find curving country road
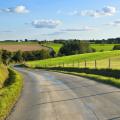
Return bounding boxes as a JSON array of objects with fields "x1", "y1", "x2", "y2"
[{"x1": 7, "y1": 67, "x2": 120, "y2": 120}]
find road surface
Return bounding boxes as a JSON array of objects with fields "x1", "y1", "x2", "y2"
[{"x1": 7, "y1": 68, "x2": 120, "y2": 120}]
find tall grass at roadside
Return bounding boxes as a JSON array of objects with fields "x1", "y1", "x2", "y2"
[
  {"x1": 0, "y1": 68, "x2": 23, "y2": 120},
  {"x1": 0, "y1": 64, "x2": 9, "y2": 88}
]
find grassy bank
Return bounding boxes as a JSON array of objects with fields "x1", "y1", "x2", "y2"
[
  {"x1": 0, "y1": 68, "x2": 23, "y2": 120},
  {"x1": 0, "y1": 64, "x2": 9, "y2": 88},
  {"x1": 26, "y1": 50, "x2": 120, "y2": 69}
]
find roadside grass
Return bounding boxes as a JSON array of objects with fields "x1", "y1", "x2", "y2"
[
  {"x1": 0, "y1": 64, "x2": 9, "y2": 88},
  {"x1": 45, "y1": 67, "x2": 120, "y2": 88},
  {"x1": 42, "y1": 43, "x2": 62, "y2": 53},
  {"x1": 0, "y1": 68, "x2": 23, "y2": 120},
  {"x1": 26, "y1": 50, "x2": 120, "y2": 69}
]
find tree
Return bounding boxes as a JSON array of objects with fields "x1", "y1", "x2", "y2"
[
  {"x1": 12, "y1": 50, "x2": 23, "y2": 62},
  {"x1": 58, "y1": 41, "x2": 92, "y2": 56},
  {"x1": 113, "y1": 45, "x2": 120, "y2": 50},
  {"x1": 1, "y1": 50, "x2": 13, "y2": 65}
]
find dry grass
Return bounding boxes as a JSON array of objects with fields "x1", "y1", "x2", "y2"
[{"x1": 0, "y1": 44, "x2": 48, "y2": 52}]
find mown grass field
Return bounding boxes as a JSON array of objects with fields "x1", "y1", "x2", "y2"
[
  {"x1": 42, "y1": 43, "x2": 62, "y2": 53},
  {"x1": 90, "y1": 44, "x2": 119, "y2": 52},
  {"x1": 26, "y1": 50, "x2": 120, "y2": 69}
]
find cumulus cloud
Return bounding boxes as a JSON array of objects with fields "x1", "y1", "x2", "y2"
[
  {"x1": 62, "y1": 26, "x2": 96, "y2": 32},
  {"x1": 81, "y1": 6, "x2": 117, "y2": 17},
  {"x1": 0, "y1": 5, "x2": 29, "y2": 14},
  {"x1": 32, "y1": 19, "x2": 62, "y2": 29}
]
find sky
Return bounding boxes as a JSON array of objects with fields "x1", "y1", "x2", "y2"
[{"x1": 0, "y1": 0, "x2": 120, "y2": 40}]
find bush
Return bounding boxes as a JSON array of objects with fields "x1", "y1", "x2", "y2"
[
  {"x1": 0, "y1": 68, "x2": 23, "y2": 120},
  {"x1": 113, "y1": 45, "x2": 120, "y2": 50},
  {"x1": 58, "y1": 41, "x2": 93, "y2": 56}
]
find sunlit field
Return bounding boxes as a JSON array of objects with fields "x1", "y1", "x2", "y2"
[{"x1": 26, "y1": 50, "x2": 120, "y2": 70}]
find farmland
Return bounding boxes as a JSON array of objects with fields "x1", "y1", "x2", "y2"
[
  {"x1": 0, "y1": 44, "x2": 48, "y2": 52},
  {"x1": 42, "y1": 43, "x2": 62, "y2": 53},
  {"x1": 26, "y1": 50, "x2": 120, "y2": 69},
  {"x1": 90, "y1": 44, "x2": 119, "y2": 52},
  {"x1": 42, "y1": 42, "x2": 120, "y2": 53}
]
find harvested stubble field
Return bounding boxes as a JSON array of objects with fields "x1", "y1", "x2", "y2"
[{"x1": 0, "y1": 44, "x2": 48, "y2": 52}]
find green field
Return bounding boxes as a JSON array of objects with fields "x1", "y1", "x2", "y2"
[
  {"x1": 26, "y1": 50, "x2": 120, "y2": 69},
  {"x1": 42, "y1": 43, "x2": 62, "y2": 53},
  {"x1": 90, "y1": 44, "x2": 119, "y2": 52},
  {"x1": 42, "y1": 42, "x2": 120, "y2": 53}
]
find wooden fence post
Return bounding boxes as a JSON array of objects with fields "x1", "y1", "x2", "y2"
[
  {"x1": 95, "y1": 60, "x2": 97, "y2": 69},
  {"x1": 109, "y1": 58, "x2": 111, "y2": 69},
  {"x1": 78, "y1": 60, "x2": 80, "y2": 68},
  {"x1": 85, "y1": 60, "x2": 87, "y2": 68},
  {"x1": 73, "y1": 61, "x2": 74, "y2": 67}
]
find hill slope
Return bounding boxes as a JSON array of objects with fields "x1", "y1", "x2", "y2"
[{"x1": 26, "y1": 50, "x2": 120, "y2": 69}]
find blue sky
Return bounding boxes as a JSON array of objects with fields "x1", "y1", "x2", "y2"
[{"x1": 0, "y1": 0, "x2": 120, "y2": 40}]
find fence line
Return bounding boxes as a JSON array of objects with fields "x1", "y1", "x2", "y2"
[{"x1": 42, "y1": 57, "x2": 120, "y2": 69}]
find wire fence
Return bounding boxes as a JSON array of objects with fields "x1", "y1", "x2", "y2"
[{"x1": 42, "y1": 56, "x2": 120, "y2": 70}]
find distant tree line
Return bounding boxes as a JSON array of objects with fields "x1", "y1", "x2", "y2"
[{"x1": 0, "y1": 49, "x2": 51, "y2": 65}]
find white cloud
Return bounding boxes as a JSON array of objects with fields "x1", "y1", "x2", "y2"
[
  {"x1": 81, "y1": 6, "x2": 117, "y2": 17},
  {"x1": 0, "y1": 5, "x2": 29, "y2": 14},
  {"x1": 62, "y1": 26, "x2": 96, "y2": 32},
  {"x1": 68, "y1": 10, "x2": 79, "y2": 16},
  {"x1": 0, "y1": 30, "x2": 13, "y2": 33},
  {"x1": 106, "y1": 20, "x2": 120, "y2": 26},
  {"x1": 42, "y1": 31, "x2": 65, "y2": 36},
  {"x1": 32, "y1": 19, "x2": 62, "y2": 29}
]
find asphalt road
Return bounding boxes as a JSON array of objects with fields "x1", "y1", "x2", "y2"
[{"x1": 7, "y1": 68, "x2": 120, "y2": 120}]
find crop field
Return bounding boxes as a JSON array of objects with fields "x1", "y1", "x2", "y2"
[
  {"x1": 26, "y1": 50, "x2": 120, "y2": 69},
  {"x1": 0, "y1": 41, "x2": 38, "y2": 45},
  {"x1": 43, "y1": 43, "x2": 62, "y2": 53},
  {"x1": 0, "y1": 44, "x2": 48, "y2": 52}
]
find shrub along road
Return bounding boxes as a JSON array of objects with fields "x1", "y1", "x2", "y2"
[{"x1": 7, "y1": 67, "x2": 120, "y2": 120}]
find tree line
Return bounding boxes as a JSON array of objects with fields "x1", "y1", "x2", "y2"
[{"x1": 0, "y1": 49, "x2": 51, "y2": 65}]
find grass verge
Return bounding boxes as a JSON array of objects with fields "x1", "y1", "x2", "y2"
[
  {"x1": 0, "y1": 64, "x2": 9, "y2": 88},
  {"x1": 0, "y1": 68, "x2": 23, "y2": 120},
  {"x1": 39, "y1": 67, "x2": 120, "y2": 88}
]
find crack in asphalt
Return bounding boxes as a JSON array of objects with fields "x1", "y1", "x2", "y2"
[
  {"x1": 34, "y1": 90, "x2": 120, "y2": 106},
  {"x1": 38, "y1": 83, "x2": 99, "y2": 93}
]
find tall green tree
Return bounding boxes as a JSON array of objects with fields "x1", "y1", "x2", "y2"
[{"x1": 12, "y1": 50, "x2": 23, "y2": 62}]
